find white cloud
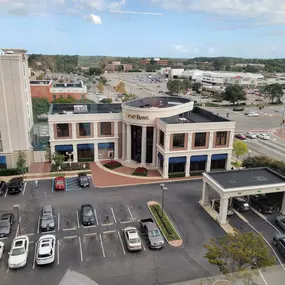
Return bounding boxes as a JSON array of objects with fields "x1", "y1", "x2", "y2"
[
  {"x1": 172, "y1": 44, "x2": 189, "y2": 53},
  {"x1": 208, "y1": 47, "x2": 215, "y2": 54},
  {"x1": 149, "y1": 0, "x2": 285, "y2": 24},
  {"x1": 85, "y1": 13, "x2": 102, "y2": 24}
]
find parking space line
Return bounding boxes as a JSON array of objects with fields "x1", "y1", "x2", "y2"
[
  {"x1": 22, "y1": 182, "x2": 27, "y2": 196},
  {"x1": 103, "y1": 230, "x2": 116, "y2": 234},
  {"x1": 94, "y1": 209, "x2": 98, "y2": 226},
  {"x1": 117, "y1": 231, "x2": 126, "y2": 255},
  {"x1": 6, "y1": 266, "x2": 9, "y2": 273},
  {"x1": 16, "y1": 224, "x2": 19, "y2": 237},
  {"x1": 33, "y1": 241, "x2": 38, "y2": 269},
  {"x1": 111, "y1": 207, "x2": 116, "y2": 224},
  {"x1": 76, "y1": 210, "x2": 80, "y2": 228},
  {"x1": 99, "y1": 234, "x2": 105, "y2": 258},
  {"x1": 127, "y1": 205, "x2": 134, "y2": 222},
  {"x1": 78, "y1": 236, "x2": 83, "y2": 262},
  {"x1": 37, "y1": 215, "x2": 40, "y2": 234},
  {"x1": 139, "y1": 233, "x2": 146, "y2": 251},
  {"x1": 101, "y1": 223, "x2": 114, "y2": 226},
  {"x1": 57, "y1": 240, "x2": 60, "y2": 265},
  {"x1": 83, "y1": 225, "x2": 96, "y2": 229},
  {"x1": 83, "y1": 232, "x2": 97, "y2": 237},
  {"x1": 62, "y1": 227, "x2": 77, "y2": 231},
  {"x1": 29, "y1": 241, "x2": 34, "y2": 244},
  {"x1": 63, "y1": 235, "x2": 77, "y2": 239},
  {"x1": 58, "y1": 213, "x2": 60, "y2": 231},
  {"x1": 4, "y1": 190, "x2": 8, "y2": 198},
  {"x1": 0, "y1": 237, "x2": 7, "y2": 241},
  {"x1": 26, "y1": 233, "x2": 34, "y2": 236},
  {"x1": 120, "y1": 220, "x2": 132, "y2": 224}
]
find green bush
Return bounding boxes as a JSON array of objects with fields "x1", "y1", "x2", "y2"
[
  {"x1": 50, "y1": 163, "x2": 90, "y2": 172},
  {"x1": 168, "y1": 172, "x2": 185, "y2": 178},
  {"x1": 132, "y1": 167, "x2": 148, "y2": 176},
  {"x1": 0, "y1": 167, "x2": 28, "y2": 176}
]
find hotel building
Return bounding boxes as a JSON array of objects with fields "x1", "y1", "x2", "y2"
[{"x1": 48, "y1": 96, "x2": 235, "y2": 178}]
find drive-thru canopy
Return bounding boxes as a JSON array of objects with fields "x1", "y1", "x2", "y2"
[{"x1": 201, "y1": 167, "x2": 285, "y2": 224}]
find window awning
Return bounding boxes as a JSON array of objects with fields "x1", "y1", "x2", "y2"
[
  {"x1": 169, "y1": 157, "x2": 186, "y2": 164},
  {"x1": 211, "y1": 154, "x2": 228, "y2": 161},
  {"x1": 55, "y1": 145, "x2": 73, "y2": 152},
  {"x1": 77, "y1": 144, "x2": 94, "y2": 150},
  {"x1": 191, "y1": 155, "x2": 207, "y2": 162}
]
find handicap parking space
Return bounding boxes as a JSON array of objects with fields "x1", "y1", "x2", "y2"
[
  {"x1": 112, "y1": 204, "x2": 134, "y2": 224},
  {"x1": 82, "y1": 233, "x2": 105, "y2": 261},
  {"x1": 65, "y1": 177, "x2": 81, "y2": 192},
  {"x1": 58, "y1": 236, "x2": 81, "y2": 267},
  {"x1": 97, "y1": 204, "x2": 116, "y2": 226},
  {"x1": 59, "y1": 209, "x2": 79, "y2": 231},
  {"x1": 102, "y1": 231, "x2": 126, "y2": 258}
]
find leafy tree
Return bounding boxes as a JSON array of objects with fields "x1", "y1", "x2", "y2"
[
  {"x1": 52, "y1": 97, "x2": 76, "y2": 103},
  {"x1": 183, "y1": 79, "x2": 192, "y2": 90},
  {"x1": 86, "y1": 85, "x2": 91, "y2": 90},
  {"x1": 101, "y1": 98, "x2": 112, "y2": 103},
  {"x1": 167, "y1": 79, "x2": 184, "y2": 95},
  {"x1": 32, "y1": 97, "x2": 50, "y2": 122},
  {"x1": 16, "y1": 151, "x2": 27, "y2": 174},
  {"x1": 233, "y1": 140, "x2": 248, "y2": 162},
  {"x1": 261, "y1": 83, "x2": 283, "y2": 104},
  {"x1": 52, "y1": 76, "x2": 58, "y2": 81},
  {"x1": 213, "y1": 58, "x2": 227, "y2": 71},
  {"x1": 223, "y1": 84, "x2": 246, "y2": 104},
  {"x1": 100, "y1": 76, "x2": 107, "y2": 85},
  {"x1": 58, "y1": 78, "x2": 64, "y2": 83},
  {"x1": 97, "y1": 82, "x2": 104, "y2": 93},
  {"x1": 115, "y1": 81, "x2": 126, "y2": 94},
  {"x1": 89, "y1": 67, "x2": 101, "y2": 76},
  {"x1": 70, "y1": 79, "x2": 74, "y2": 83},
  {"x1": 192, "y1": 82, "x2": 202, "y2": 93},
  {"x1": 52, "y1": 152, "x2": 66, "y2": 168},
  {"x1": 244, "y1": 65, "x2": 260, "y2": 73},
  {"x1": 204, "y1": 230, "x2": 275, "y2": 283},
  {"x1": 64, "y1": 76, "x2": 69, "y2": 82},
  {"x1": 36, "y1": 73, "x2": 45, "y2": 80},
  {"x1": 122, "y1": 93, "x2": 137, "y2": 102},
  {"x1": 77, "y1": 98, "x2": 95, "y2": 103}
]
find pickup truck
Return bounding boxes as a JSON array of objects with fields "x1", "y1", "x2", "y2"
[{"x1": 140, "y1": 218, "x2": 164, "y2": 249}]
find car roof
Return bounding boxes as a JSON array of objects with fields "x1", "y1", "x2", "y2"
[
  {"x1": 38, "y1": 238, "x2": 54, "y2": 254},
  {"x1": 126, "y1": 229, "x2": 139, "y2": 239},
  {"x1": 42, "y1": 205, "x2": 53, "y2": 212},
  {"x1": 55, "y1": 176, "x2": 65, "y2": 180},
  {"x1": 82, "y1": 204, "x2": 92, "y2": 208},
  {"x1": 1, "y1": 213, "x2": 12, "y2": 217}
]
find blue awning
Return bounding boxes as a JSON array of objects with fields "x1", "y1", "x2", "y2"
[
  {"x1": 77, "y1": 144, "x2": 94, "y2": 150},
  {"x1": 0, "y1": 156, "x2": 6, "y2": 164},
  {"x1": 169, "y1": 157, "x2": 186, "y2": 164},
  {"x1": 157, "y1": 152, "x2": 164, "y2": 161},
  {"x1": 98, "y1": 142, "x2": 114, "y2": 149},
  {"x1": 191, "y1": 155, "x2": 207, "y2": 162},
  {"x1": 211, "y1": 154, "x2": 228, "y2": 161},
  {"x1": 55, "y1": 145, "x2": 73, "y2": 152}
]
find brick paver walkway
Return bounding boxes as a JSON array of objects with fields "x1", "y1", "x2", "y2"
[
  {"x1": 271, "y1": 128, "x2": 285, "y2": 140},
  {"x1": 29, "y1": 162, "x2": 51, "y2": 174}
]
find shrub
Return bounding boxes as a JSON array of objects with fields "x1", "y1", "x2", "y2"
[
  {"x1": 51, "y1": 162, "x2": 90, "y2": 172},
  {"x1": 0, "y1": 167, "x2": 29, "y2": 176},
  {"x1": 132, "y1": 167, "x2": 148, "y2": 176},
  {"x1": 104, "y1": 160, "x2": 122, "y2": 170},
  {"x1": 168, "y1": 172, "x2": 185, "y2": 178}
]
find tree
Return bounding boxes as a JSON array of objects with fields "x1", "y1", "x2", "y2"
[
  {"x1": 192, "y1": 82, "x2": 202, "y2": 93},
  {"x1": 16, "y1": 151, "x2": 27, "y2": 174},
  {"x1": 100, "y1": 76, "x2": 107, "y2": 85},
  {"x1": 122, "y1": 93, "x2": 137, "y2": 102},
  {"x1": 52, "y1": 76, "x2": 58, "y2": 81},
  {"x1": 97, "y1": 82, "x2": 104, "y2": 93},
  {"x1": 223, "y1": 84, "x2": 246, "y2": 104},
  {"x1": 167, "y1": 80, "x2": 184, "y2": 95},
  {"x1": 58, "y1": 78, "x2": 64, "y2": 83},
  {"x1": 77, "y1": 98, "x2": 95, "y2": 103},
  {"x1": 52, "y1": 152, "x2": 66, "y2": 167},
  {"x1": 115, "y1": 81, "x2": 126, "y2": 94},
  {"x1": 36, "y1": 73, "x2": 45, "y2": 80},
  {"x1": 52, "y1": 97, "x2": 76, "y2": 103},
  {"x1": 261, "y1": 83, "x2": 283, "y2": 104},
  {"x1": 89, "y1": 67, "x2": 101, "y2": 76},
  {"x1": 45, "y1": 146, "x2": 51, "y2": 162},
  {"x1": 101, "y1": 98, "x2": 112, "y2": 103},
  {"x1": 183, "y1": 79, "x2": 192, "y2": 90},
  {"x1": 32, "y1": 97, "x2": 50, "y2": 122},
  {"x1": 233, "y1": 140, "x2": 248, "y2": 162}
]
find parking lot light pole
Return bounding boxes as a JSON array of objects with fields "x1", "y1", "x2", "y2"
[
  {"x1": 160, "y1": 184, "x2": 168, "y2": 221},
  {"x1": 13, "y1": 204, "x2": 21, "y2": 236}
]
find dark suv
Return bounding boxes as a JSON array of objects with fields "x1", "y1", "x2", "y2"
[
  {"x1": 78, "y1": 173, "x2": 89, "y2": 188},
  {"x1": 231, "y1": 197, "x2": 250, "y2": 212},
  {"x1": 7, "y1": 178, "x2": 24, "y2": 194},
  {"x1": 249, "y1": 195, "x2": 275, "y2": 214},
  {"x1": 0, "y1": 181, "x2": 7, "y2": 196}
]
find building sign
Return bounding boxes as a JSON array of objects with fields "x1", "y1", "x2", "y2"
[{"x1": 124, "y1": 113, "x2": 149, "y2": 120}]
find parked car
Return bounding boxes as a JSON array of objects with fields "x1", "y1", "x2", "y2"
[
  {"x1": 235, "y1": 134, "x2": 246, "y2": 140},
  {"x1": 257, "y1": 133, "x2": 270, "y2": 140},
  {"x1": 273, "y1": 234, "x2": 285, "y2": 257},
  {"x1": 0, "y1": 181, "x2": 7, "y2": 196},
  {"x1": 244, "y1": 110, "x2": 251, "y2": 115},
  {"x1": 8, "y1": 235, "x2": 29, "y2": 269},
  {"x1": 249, "y1": 195, "x2": 275, "y2": 214},
  {"x1": 245, "y1": 132, "x2": 257, "y2": 139},
  {"x1": 211, "y1": 199, "x2": 234, "y2": 216},
  {"x1": 40, "y1": 205, "x2": 55, "y2": 232},
  {"x1": 233, "y1": 107, "x2": 244, "y2": 111},
  {"x1": 7, "y1": 178, "x2": 24, "y2": 194},
  {"x1": 275, "y1": 216, "x2": 285, "y2": 231},
  {"x1": 80, "y1": 204, "x2": 95, "y2": 226},
  {"x1": 231, "y1": 197, "x2": 250, "y2": 212},
  {"x1": 78, "y1": 173, "x2": 89, "y2": 188},
  {"x1": 0, "y1": 241, "x2": 4, "y2": 260},
  {"x1": 123, "y1": 226, "x2": 142, "y2": 251},
  {"x1": 248, "y1": 112, "x2": 259, "y2": 117},
  {"x1": 0, "y1": 213, "x2": 14, "y2": 237},
  {"x1": 54, "y1": 176, "x2": 65, "y2": 191},
  {"x1": 140, "y1": 218, "x2": 164, "y2": 249},
  {"x1": 36, "y1": 235, "x2": 56, "y2": 265}
]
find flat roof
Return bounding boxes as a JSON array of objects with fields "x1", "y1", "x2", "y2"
[
  {"x1": 30, "y1": 80, "x2": 52, "y2": 85},
  {"x1": 207, "y1": 168, "x2": 285, "y2": 189}
]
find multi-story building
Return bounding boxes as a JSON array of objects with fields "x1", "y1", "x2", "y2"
[
  {"x1": 30, "y1": 80, "x2": 87, "y2": 102},
  {"x1": 105, "y1": 61, "x2": 133, "y2": 72},
  {"x1": 140, "y1": 58, "x2": 168, "y2": 66},
  {"x1": 0, "y1": 48, "x2": 34, "y2": 168},
  {"x1": 48, "y1": 96, "x2": 235, "y2": 178}
]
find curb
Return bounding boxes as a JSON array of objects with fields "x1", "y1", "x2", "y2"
[{"x1": 147, "y1": 201, "x2": 183, "y2": 247}]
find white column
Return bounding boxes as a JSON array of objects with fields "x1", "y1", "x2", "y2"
[
  {"x1": 50, "y1": 145, "x2": 55, "y2": 156},
  {"x1": 201, "y1": 181, "x2": 209, "y2": 205},
  {"x1": 93, "y1": 122, "x2": 98, "y2": 138},
  {"x1": 49, "y1": 124, "x2": 54, "y2": 140},
  {"x1": 219, "y1": 197, "x2": 229, "y2": 225},
  {"x1": 72, "y1": 122, "x2": 77, "y2": 139},
  {"x1": 206, "y1": 155, "x2": 211, "y2": 172},
  {"x1": 114, "y1": 121, "x2": 118, "y2": 137},
  {"x1": 152, "y1": 127, "x2": 157, "y2": 166},
  {"x1": 94, "y1": 142, "x2": 99, "y2": 161},
  {"x1": 209, "y1": 132, "x2": 214, "y2": 148},
  {"x1": 185, "y1": 156, "x2": 190, "y2": 177},
  {"x1": 164, "y1": 133, "x2": 170, "y2": 151},
  {"x1": 281, "y1": 194, "x2": 285, "y2": 215},
  {"x1": 114, "y1": 141, "x2": 119, "y2": 159},
  {"x1": 187, "y1": 133, "x2": 192, "y2": 150},
  {"x1": 141, "y1": 126, "x2": 147, "y2": 164},
  {"x1": 126, "y1": 123, "x2": 131, "y2": 161},
  {"x1": 73, "y1": 144, "x2": 78, "y2": 162},
  {"x1": 226, "y1": 153, "x2": 232, "y2": 170},
  {"x1": 229, "y1": 131, "x2": 234, "y2": 148},
  {"x1": 122, "y1": 123, "x2": 126, "y2": 159},
  {"x1": 162, "y1": 156, "x2": 169, "y2": 178}
]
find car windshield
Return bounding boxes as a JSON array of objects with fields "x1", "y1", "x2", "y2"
[
  {"x1": 83, "y1": 207, "x2": 93, "y2": 216},
  {"x1": 80, "y1": 176, "x2": 88, "y2": 182},
  {"x1": 11, "y1": 247, "x2": 25, "y2": 256},
  {"x1": 56, "y1": 180, "x2": 64, "y2": 185},
  {"x1": 42, "y1": 214, "x2": 53, "y2": 220},
  {"x1": 129, "y1": 238, "x2": 140, "y2": 244},
  {"x1": 0, "y1": 220, "x2": 9, "y2": 227},
  {"x1": 149, "y1": 229, "x2": 161, "y2": 237}
]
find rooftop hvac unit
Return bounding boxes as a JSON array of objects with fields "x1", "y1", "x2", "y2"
[
  {"x1": 74, "y1": 105, "x2": 88, "y2": 113},
  {"x1": 178, "y1": 117, "x2": 189, "y2": 123}
]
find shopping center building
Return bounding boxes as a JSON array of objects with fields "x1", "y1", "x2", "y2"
[{"x1": 48, "y1": 96, "x2": 235, "y2": 178}]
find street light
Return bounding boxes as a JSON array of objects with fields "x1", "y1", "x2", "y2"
[
  {"x1": 66, "y1": 151, "x2": 74, "y2": 168},
  {"x1": 82, "y1": 163, "x2": 86, "y2": 173},
  {"x1": 160, "y1": 184, "x2": 168, "y2": 221},
  {"x1": 248, "y1": 150, "x2": 252, "y2": 157},
  {"x1": 13, "y1": 204, "x2": 21, "y2": 236}
]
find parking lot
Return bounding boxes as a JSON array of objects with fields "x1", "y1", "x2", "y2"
[{"x1": 0, "y1": 179, "x2": 227, "y2": 285}]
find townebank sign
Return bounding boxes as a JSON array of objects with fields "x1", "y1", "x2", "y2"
[{"x1": 124, "y1": 113, "x2": 149, "y2": 120}]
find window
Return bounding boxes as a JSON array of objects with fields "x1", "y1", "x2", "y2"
[
  {"x1": 53, "y1": 95, "x2": 56, "y2": 99},
  {"x1": 79, "y1": 123, "x2": 91, "y2": 136},
  {"x1": 215, "y1": 131, "x2": 227, "y2": 145},
  {"x1": 172, "y1": 134, "x2": 185, "y2": 148},
  {"x1": 100, "y1": 122, "x2": 112, "y2": 136},
  {"x1": 194, "y1": 132, "x2": 207, "y2": 147},
  {"x1": 0, "y1": 132, "x2": 2, "y2": 152},
  {"x1": 56, "y1": 124, "x2": 69, "y2": 137},
  {"x1": 159, "y1": 130, "x2": 164, "y2": 146}
]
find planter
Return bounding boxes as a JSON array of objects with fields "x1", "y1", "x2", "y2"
[
  {"x1": 132, "y1": 167, "x2": 148, "y2": 177},
  {"x1": 104, "y1": 160, "x2": 122, "y2": 170},
  {"x1": 51, "y1": 162, "x2": 90, "y2": 172},
  {"x1": 168, "y1": 172, "x2": 185, "y2": 178}
]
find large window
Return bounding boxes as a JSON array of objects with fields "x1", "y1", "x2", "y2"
[
  {"x1": 194, "y1": 132, "x2": 206, "y2": 147},
  {"x1": 56, "y1": 124, "x2": 69, "y2": 137},
  {"x1": 79, "y1": 123, "x2": 91, "y2": 137},
  {"x1": 100, "y1": 122, "x2": 112, "y2": 136},
  {"x1": 159, "y1": 130, "x2": 164, "y2": 147},
  {"x1": 172, "y1": 134, "x2": 185, "y2": 148},
  {"x1": 215, "y1": 131, "x2": 227, "y2": 146},
  {"x1": 0, "y1": 132, "x2": 2, "y2": 152}
]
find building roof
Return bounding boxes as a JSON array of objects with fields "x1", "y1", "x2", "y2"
[
  {"x1": 160, "y1": 107, "x2": 230, "y2": 124},
  {"x1": 30, "y1": 80, "x2": 52, "y2": 85},
  {"x1": 207, "y1": 168, "x2": 285, "y2": 189}
]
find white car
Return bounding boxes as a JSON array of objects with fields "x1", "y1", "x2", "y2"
[
  {"x1": 257, "y1": 133, "x2": 270, "y2": 140},
  {"x1": 36, "y1": 235, "x2": 56, "y2": 265},
  {"x1": 248, "y1": 112, "x2": 259, "y2": 117},
  {"x1": 123, "y1": 227, "x2": 142, "y2": 251},
  {"x1": 8, "y1": 235, "x2": 29, "y2": 269},
  {"x1": 0, "y1": 241, "x2": 4, "y2": 260},
  {"x1": 245, "y1": 132, "x2": 257, "y2": 139}
]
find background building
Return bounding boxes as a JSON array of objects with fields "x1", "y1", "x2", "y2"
[
  {"x1": 105, "y1": 61, "x2": 133, "y2": 72},
  {"x1": 140, "y1": 58, "x2": 168, "y2": 66},
  {"x1": 0, "y1": 48, "x2": 34, "y2": 168}
]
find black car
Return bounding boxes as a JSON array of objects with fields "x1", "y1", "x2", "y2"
[
  {"x1": 233, "y1": 107, "x2": 244, "y2": 111},
  {"x1": 80, "y1": 204, "x2": 95, "y2": 226},
  {"x1": 275, "y1": 216, "x2": 285, "y2": 231},
  {"x1": 0, "y1": 181, "x2": 7, "y2": 196},
  {"x1": 7, "y1": 177, "x2": 24, "y2": 194},
  {"x1": 273, "y1": 234, "x2": 285, "y2": 257},
  {"x1": 249, "y1": 195, "x2": 276, "y2": 214},
  {"x1": 231, "y1": 197, "x2": 250, "y2": 212},
  {"x1": 78, "y1": 173, "x2": 89, "y2": 188},
  {"x1": 0, "y1": 213, "x2": 14, "y2": 237}
]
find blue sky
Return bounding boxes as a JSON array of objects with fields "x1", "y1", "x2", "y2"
[{"x1": 1, "y1": 0, "x2": 285, "y2": 58}]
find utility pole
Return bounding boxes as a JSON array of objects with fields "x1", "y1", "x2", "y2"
[{"x1": 160, "y1": 184, "x2": 168, "y2": 220}]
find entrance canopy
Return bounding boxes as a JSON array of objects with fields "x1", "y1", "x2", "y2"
[{"x1": 201, "y1": 167, "x2": 285, "y2": 224}]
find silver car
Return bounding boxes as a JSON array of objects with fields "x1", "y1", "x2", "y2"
[
  {"x1": 245, "y1": 132, "x2": 256, "y2": 139},
  {"x1": 40, "y1": 205, "x2": 55, "y2": 232},
  {"x1": 123, "y1": 227, "x2": 142, "y2": 252}
]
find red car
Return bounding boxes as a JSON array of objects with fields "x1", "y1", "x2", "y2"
[
  {"x1": 235, "y1": 134, "x2": 246, "y2": 140},
  {"x1": 54, "y1": 176, "x2": 66, "y2": 191}
]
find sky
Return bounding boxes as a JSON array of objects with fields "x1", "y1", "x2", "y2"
[{"x1": 1, "y1": 0, "x2": 285, "y2": 58}]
